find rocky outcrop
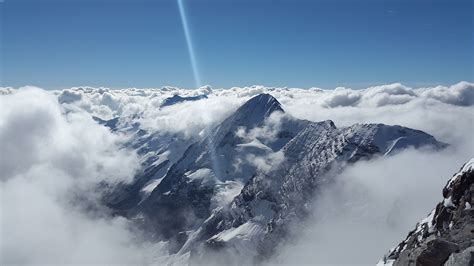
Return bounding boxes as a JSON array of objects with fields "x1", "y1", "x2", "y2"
[
  {"x1": 160, "y1": 94, "x2": 208, "y2": 108},
  {"x1": 379, "y1": 159, "x2": 474, "y2": 266}
]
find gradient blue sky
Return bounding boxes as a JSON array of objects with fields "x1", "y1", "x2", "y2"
[{"x1": 1, "y1": 0, "x2": 473, "y2": 89}]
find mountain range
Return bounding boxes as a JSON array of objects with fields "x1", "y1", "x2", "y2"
[{"x1": 100, "y1": 93, "x2": 448, "y2": 264}]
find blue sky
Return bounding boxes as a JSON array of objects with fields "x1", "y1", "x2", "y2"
[{"x1": 1, "y1": 0, "x2": 473, "y2": 89}]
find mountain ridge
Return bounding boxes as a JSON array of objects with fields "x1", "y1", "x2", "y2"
[{"x1": 100, "y1": 93, "x2": 448, "y2": 264}]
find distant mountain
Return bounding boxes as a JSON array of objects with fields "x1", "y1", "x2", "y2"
[
  {"x1": 100, "y1": 93, "x2": 447, "y2": 264},
  {"x1": 93, "y1": 116, "x2": 120, "y2": 131},
  {"x1": 161, "y1": 94, "x2": 208, "y2": 108},
  {"x1": 378, "y1": 159, "x2": 474, "y2": 266}
]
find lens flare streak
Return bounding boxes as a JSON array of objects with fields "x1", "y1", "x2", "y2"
[
  {"x1": 177, "y1": 0, "x2": 201, "y2": 88},
  {"x1": 177, "y1": 0, "x2": 222, "y2": 180}
]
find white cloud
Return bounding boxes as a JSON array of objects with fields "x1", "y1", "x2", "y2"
[
  {"x1": 233, "y1": 111, "x2": 289, "y2": 174},
  {"x1": 1, "y1": 81, "x2": 473, "y2": 265},
  {"x1": 259, "y1": 82, "x2": 474, "y2": 265},
  {"x1": 417, "y1": 81, "x2": 474, "y2": 106},
  {"x1": 236, "y1": 111, "x2": 288, "y2": 144},
  {"x1": 58, "y1": 88, "x2": 83, "y2": 104},
  {"x1": 0, "y1": 87, "x2": 138, "y2": 184},
  {"x1": 268, "y1": 146, "x2": 473, "y2": 265},
  {"x1": 322, "y1": 87, "x2": 361, "y2": 108},
  {"x1": 46, "y1": 81, "x2": 474, "y2": 141},
  {"x1": 245, "y1": 150, "x2": 285, "y2": 174},
  {"x1": 211, "y1": 180, "x2": 245, "y2": 210},
  {"x1": 139, "y1": 95, "x2": 245, "y2": 138},
  {"x1": 0, "y1": 87, "x2": 164, "y2": 264}
]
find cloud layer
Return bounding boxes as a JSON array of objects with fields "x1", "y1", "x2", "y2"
[
  {"x1": 41, "y1": 81, "x2": 474, "y2": 140},
  {"x1": 268, "y1": 147, "x2": 473, "y2": 265},
  {"x1": 1, "y1": 81, "x2": 473, "y2": 264},
  {"x1": 0, "y1": 87, "x2": 163, "y2": 264}
]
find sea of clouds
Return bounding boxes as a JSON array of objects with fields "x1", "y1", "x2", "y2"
[{"x1": 0, "y1": 82, "x2": 473, "y2": 264}]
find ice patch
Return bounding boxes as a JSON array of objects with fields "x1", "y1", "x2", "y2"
[
  {"x1": 185, "y1": 168, "x2": 218, "y2": 185},
  {"x1": 465, "y1": 202, "x2": 471, "y2": 210},
  {"x1": 141, "y1": 178, "x2": 165, "y2": 194},
  {"x1": 443, "y1": 196, "x2": 455, "y2": 208},
  {"x1": 212, "y1": 221, "x2": 264, "y2": 242},
  {"x1": 153, "y1": 151, "x2": 170, "y2": 166}
]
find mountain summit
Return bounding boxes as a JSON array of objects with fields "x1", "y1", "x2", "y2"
[
  {"x1": 231, "y1": 93, "x2": 284, "y2": 123},
  {"x1": 101, "y1": 93, "x2": 448, "y2": 264},
  {"x1": 214, "y1": 93, "x2": 284, "y2": 135}
]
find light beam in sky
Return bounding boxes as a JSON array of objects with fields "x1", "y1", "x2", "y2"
[
  {"x1": 177, "y1": 0, "x2": 221, "y2": 180},
  {"x1": 177, "y1": 0, "x2": 201, "y2": 88}
]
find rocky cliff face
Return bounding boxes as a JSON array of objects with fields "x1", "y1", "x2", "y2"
[{"x1": 379, "y1": 159, "x2": 474, "y2": 266}]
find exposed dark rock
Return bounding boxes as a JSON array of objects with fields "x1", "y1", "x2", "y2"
[
  {"x1": 380, "y1": 159, "x2": 474, "y2": 266},
  {"x1": 417, "y1": 239, "x2": 460, "y2": 265},
  {"x1": 161, "y1": 94, "x2": 208, "y2": 108}
]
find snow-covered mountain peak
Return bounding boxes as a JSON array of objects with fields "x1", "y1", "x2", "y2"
[
  {"x1": 209, "y1": 94, "x2": 285, "y2": 147},
  {"x1": 99, "y1": 93, "x2": 450, "y2": 265},
  {"x1": 242, "y1": 93, "x2": 282, "y2": 109},
  {"x1": 229, "y1": 93, "x2": 283, "y2": 125}
]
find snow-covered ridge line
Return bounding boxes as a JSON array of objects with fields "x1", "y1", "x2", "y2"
[{"x1": 447, "y1": 158, "x2": 474, "y2": 187}]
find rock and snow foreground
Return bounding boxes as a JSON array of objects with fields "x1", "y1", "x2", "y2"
[
  {"x1": 98, "y1": 93, "x2": 452, "y2": 265},
  {"x1": 378, "y1": 159, "x2": 474, "y2": 266}
]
